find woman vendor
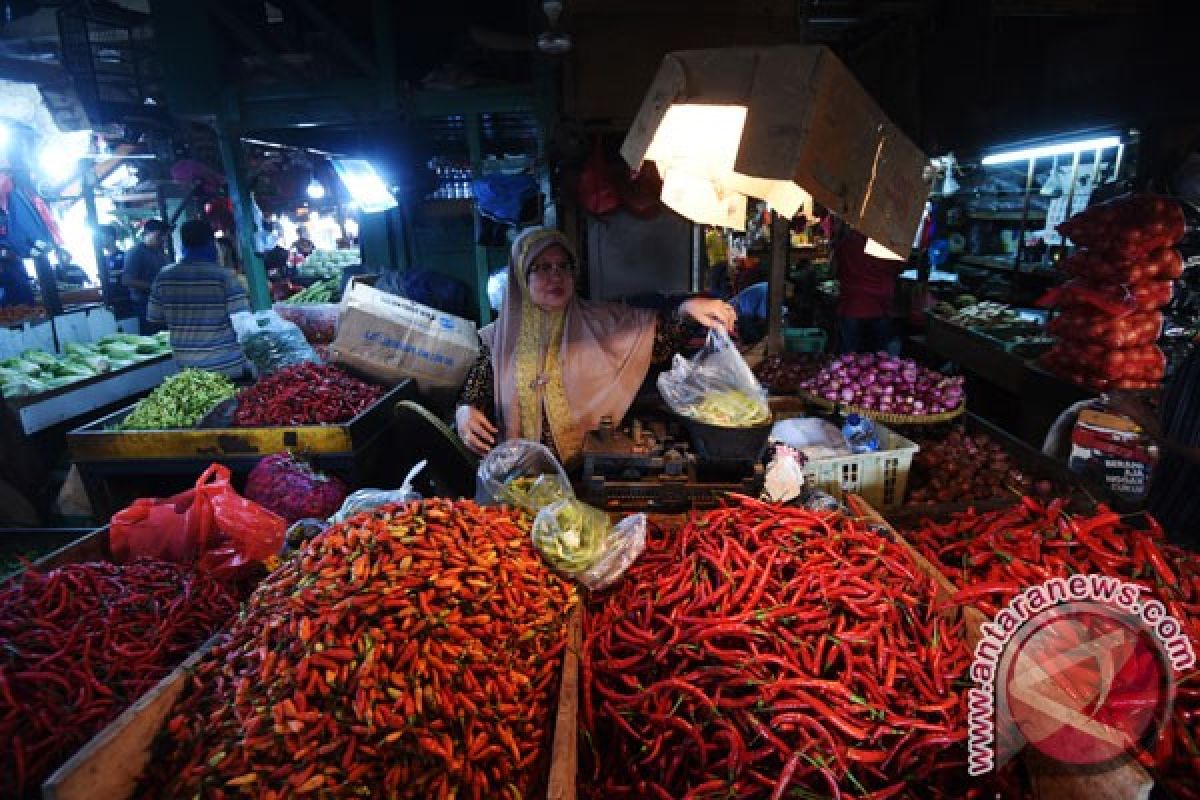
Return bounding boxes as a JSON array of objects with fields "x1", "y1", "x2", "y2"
[{"x1": 456, "y1": 227, "x2": 737, "y2": 465}]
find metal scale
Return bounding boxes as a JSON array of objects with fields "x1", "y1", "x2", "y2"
[{"x1": 580, "y1": 415, "x2": 764, "y2": 512}]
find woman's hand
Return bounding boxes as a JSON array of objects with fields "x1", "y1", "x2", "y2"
[
  {"x1": 456, "y1": 405, "x2": 498, "y2": 456},
  {"x1": 680, "y1": 296, "x2": 738, "y2": 332}
]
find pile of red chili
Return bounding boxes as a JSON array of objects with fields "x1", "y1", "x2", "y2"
[
  {"x1": 903, "y1": 499, "x2": 1200, "y2": 799},
  {"x1": 233, "y1": 362, "x2": 384, "y2": 427},
  {"x1": 137, "y1": 499, "x2": 574, "y2": 800},
  {"x1": 582, "y1": 496, "x2": 975, "y2": 799},
  {"x1": 0, "y1": 559, "x2": 236, "y2": 798}
]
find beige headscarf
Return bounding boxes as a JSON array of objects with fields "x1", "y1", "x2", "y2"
[{"x1": 479, "y1": 228, "x2": 657, "y2": 467}]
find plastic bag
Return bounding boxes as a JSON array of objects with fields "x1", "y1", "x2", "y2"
[
  {"x1": 330, "y1": 460, "x2": 426, "y2": 522},
  {"x1": 231, "y1": 310, "x2": 319, "y2": 377},
  {"x1": 477, "y1": 440, "x2": 573, "y2": 511},
  {"x1": 577, "y1": 137, "x2": 621, "y2": 217},
  {"x1": 657, "y1": 327, "x2": 770, "y2": 427},
  {"x1": 192, "y1": 464, "x2": 287, "y2": 579},
  {"x1": 111, "y1": 489, "x2": 201, "y2": 564},
  {"x1": 109, "y1": 464, "x2": 285, "y2": 580},
  {"x1": 272, "y1": 303, "x2": 340, "y2": 345},
  {"x1": 532, "y1": 499, "x2": 647, "y2": 591}
]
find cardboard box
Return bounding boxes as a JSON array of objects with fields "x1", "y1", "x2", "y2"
[
  {"x1": 330, "y1": 280, "x2": 479, "y2": 392},
  {"x1": 1069, "y1": 408, "x2": 1159, "y2": 504},
  {"x1": 621, "y1": 45, "x2": 928, "y2": 259}
]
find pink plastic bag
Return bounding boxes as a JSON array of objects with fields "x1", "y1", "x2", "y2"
[{"x1": 110, "y1": 490, "x2": 201, "y2": 564}]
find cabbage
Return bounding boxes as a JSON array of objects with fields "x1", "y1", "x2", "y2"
[{"x1": 244, "y1": 453, "x2": 349, "y2": 524}]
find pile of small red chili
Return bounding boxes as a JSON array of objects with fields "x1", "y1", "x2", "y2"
[
  {"x1": 907, "y1": 428, "x2": 1044, "y2": 506},
  {"x1": 233, "y1": 362, "x2": 384, "y2": 426},
  {"x1": 137, "y1": 499, "x2": 575, "y2": 800},
  {"x1": 903, "y1": 499, "x2": 1200, "y2": 799},
  {"x1": 0, "y1": 559, "x2": 236, "y2": 798},
  {"x1": 582, "y1": 496, "x2": 975, "y2": 799}
]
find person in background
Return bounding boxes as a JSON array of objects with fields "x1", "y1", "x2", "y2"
[
  {"x1": 122, "y1": 219, "x2": 170, "y2": 332},
  {"x1": 53, "y1": 249, "x2": 90, "y2": 287},
  {"x1": 830, "y1": 217, "x2": 904, "y2": 354},
  {"x1": 1106, "y1": 335, "x2": 1200, "y2": 550},
  {"x1": 215, "y1": 235, "x2": 249, "y2": 294},
  {"x1": 147, "y1": 220, "x2": 250, "y2": 378},
  {"x1": 0, "y1": 249, "x2": 35, "y2": 307},
  {"x1": 292, "y1": 226, "x2": 316, "y2": 259},
  {"x1": 97, "y1": 225, "x2": 128, "y2": 309},
  {"x1": 456, "y1": 227, "x2": 736, "y2": 466},
  {"x1": 732, "y1": 281, "x2": 770, "y2": 346}
]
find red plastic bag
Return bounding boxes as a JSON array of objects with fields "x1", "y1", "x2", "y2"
[
  {"x1": 577, "y1": 138, "x2": 621, "y2": 216},
  {"x1": 109, "y1": 464, "x2": 285, "y2": 580},
  {"x1": 192, "y1": 464, "x2": 287, "y2": 578},
  {"x1": 620, "y1": 162, "x2": 663, "y2": 219},
  {"x1": 110, "y1": 489, "x2": 201, "y2": 564}
]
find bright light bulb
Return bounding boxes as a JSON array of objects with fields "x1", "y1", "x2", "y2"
[
  {"x1": 306, "y1": 179, "x2": 326, "y2": 200},
  {"x1": 646, "y1": 104, "x2": 748, "y2": 177}
]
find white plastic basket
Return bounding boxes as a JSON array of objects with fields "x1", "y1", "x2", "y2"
[{"x1": 800, "y1": 422, "x2": 919, "y2": 510}]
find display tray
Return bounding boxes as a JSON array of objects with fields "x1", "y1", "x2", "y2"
[
  {"x1": 67, "y1": 378, "x2": 419, "y2": 461},
  {"x1": 796, "y1": 388, "x2": 966, "y2": 426},
  {"x1": 850, "y1": 495, "x2": 1154, "y2": 800},
  {"x1": 885, "y1": 412, "x2": 1110, "y2": 528},
  {"x1": 0, "y1": 527, "x2": 108, "y2": 585},
  {"x1": 4, "y1": 355, "x2": 177, "y2": 436},
  {"x1": 42, "y1": 602, "x2": 581, "y2": 800}
]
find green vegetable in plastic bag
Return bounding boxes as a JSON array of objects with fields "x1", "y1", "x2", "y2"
[
  {"x1": 531, "y1": 499, "x2": 609, "y2": 574},
  {"x1": 683, "y1": 388, "x2": 771, "y2": 427},
  {"x1": 497, "y1": 474, "x2": 571, "y2": 510}
]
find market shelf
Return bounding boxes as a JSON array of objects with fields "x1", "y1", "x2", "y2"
[
  {"x1": 966, "y1": 210, "x2": 1048, "y2": 221},
  {"x1": 956, "y1": 254, "x2": 1018, "y2": 271}
]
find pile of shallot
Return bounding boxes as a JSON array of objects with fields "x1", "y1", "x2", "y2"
[{"x1": 799, "y1": 352, "x2": 965, "y2": 415}]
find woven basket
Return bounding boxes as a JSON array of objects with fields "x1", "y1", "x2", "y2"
[{"x1": 796, "y1": 390, "x2": 966, "y2": 426}]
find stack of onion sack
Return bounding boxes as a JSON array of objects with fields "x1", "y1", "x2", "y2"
[
  {"x1": 136, "y1": 499, "x2": 575, "y2": 800},
  {"x1": 581, "y1": 496, "x2": 976, "y2": 799},
  {"x1": 902, "y1": 499, "x2": 1200, "y2": 799},
  {"x1": 0, "y1": 560, "x2": 237, "y2": 798},
  {"x1": 1040, "y1": 194, "x2": 1185, "y2": 390},
  {"x1": 233, "y1": 362, "x2": 384, "y2": 426}
]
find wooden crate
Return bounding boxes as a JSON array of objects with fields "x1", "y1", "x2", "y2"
[
  {"x1": 847, "y1": 494, "x2": 1153, "y2": 800},
  {"x1": 0, "y1": 527, "x2": 110, "y2": 587},
  {"x1": 43, "y1": 604, "x2": 581, "y2": 800}
]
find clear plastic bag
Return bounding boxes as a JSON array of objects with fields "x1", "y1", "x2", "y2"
[
  {"x1": 657, "y1": 327, "x2": 770, "y2": 427},
  {"x1": 329, "y1": 460, "x2": 426, "y2": 522},
  {"x1": 477, "y1": 440, "x2": 573, "y2": 512},
  {"x1": 272, "y1": 302, "x2": 340, "y2": 345},
  {"x1": 532, "y1": 499, "x2": 646, "y2": 591},
  {"x1": 231, "y1": 310, "x2": 320, "y2": 378}
]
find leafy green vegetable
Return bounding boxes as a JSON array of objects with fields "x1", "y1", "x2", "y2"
[
  {"x1": 531, "y1": 498, "x2": 610, "y2": 574},
  {"x1": 496, "y1": 474, "x2": 571, "y2": 511},
  {"x1": 117, "y1": 369, "x2": 237, "y2": 430}
]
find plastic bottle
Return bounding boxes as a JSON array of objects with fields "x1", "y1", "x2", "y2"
[{"x1": 842, "y1": 413, "x2": 880, "y2": 454}]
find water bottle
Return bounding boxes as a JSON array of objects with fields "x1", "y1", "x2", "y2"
[{"x1": 842, "y1": 413, "x2": 880, "y2": 454}]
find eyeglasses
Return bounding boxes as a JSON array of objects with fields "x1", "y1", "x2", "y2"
[{"x1": 528, "y1": 260, "x2": 573, "y2": 277}]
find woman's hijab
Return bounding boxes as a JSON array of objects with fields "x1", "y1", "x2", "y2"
[{"x1": 480, "y1": 228, "x2": 657, "y2": 466}]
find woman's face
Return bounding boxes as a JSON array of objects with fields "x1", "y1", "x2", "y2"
[{"x1": 526, "y1": 244, "x2": 575, "y2": 312}]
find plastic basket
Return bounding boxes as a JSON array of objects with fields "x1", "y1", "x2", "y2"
[
  {"x1": 800, "y1": 422, "x2": 918, "y2": 510},
  {"x1": 784, "y1": 327, "x2": 827, "y2": 354}
]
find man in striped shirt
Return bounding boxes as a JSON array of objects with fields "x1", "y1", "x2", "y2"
[{"x1": 147, "y1": 219, "x2": 250, "y2": 378}]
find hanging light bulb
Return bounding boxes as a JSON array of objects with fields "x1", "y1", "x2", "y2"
[{"x1": 306, "y1": 179, "x2": 326, "y2": 200}]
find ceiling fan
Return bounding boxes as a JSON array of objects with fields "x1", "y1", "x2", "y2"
[{"x1": 468, "y1": 0, "x2": 571, "y2": 55}]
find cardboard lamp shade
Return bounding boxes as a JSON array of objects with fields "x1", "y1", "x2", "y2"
[{"x1": 620, "y1": 45, "x2": 929, "y2": 259}]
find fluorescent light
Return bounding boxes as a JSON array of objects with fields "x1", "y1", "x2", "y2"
[
  {"x1": 331, "y1": 158, "x2": 397, "y2": 213},
  {"x1": 306, "y1": 179, "x2": 326, "y2": 200},
  {"x1": 981, "y1": 136, "x2": 1120, "y2": 165}
]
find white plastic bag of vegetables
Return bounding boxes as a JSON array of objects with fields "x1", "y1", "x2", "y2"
[
  {"x1": 231, "y1": 310, "x2": 319, "y2": 378},
  {"x1": 657, "y1": 327, "x2": 770, "y2": 427},
  {"x1": 532, "y1": 499, "x2": 647, "y2": 591},
  {"x1": 476, "y1": 439, "x2": 574, "y2": 512}
]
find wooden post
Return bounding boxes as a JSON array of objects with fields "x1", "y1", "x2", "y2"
[{"x1": 766, "y1": 211, "x2": 789, "y2": 355}]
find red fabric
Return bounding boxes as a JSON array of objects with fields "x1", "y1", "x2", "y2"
[{"x1": 835, "y1": 230, "x2": 901, "y2": 319}]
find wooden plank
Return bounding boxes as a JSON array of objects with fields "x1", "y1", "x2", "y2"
[
  {"x1": 43, "y1": 637, "x2": 218, "y2": 800},
  {"x1": 547, "y1": 603, "x2": 581, "y2": 800}
]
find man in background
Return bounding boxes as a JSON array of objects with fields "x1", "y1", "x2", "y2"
[
  {"x1": 830, "y1": 218, "x2": 904, "y2": 354},
  {"x1": 147, "y1": 220, "x2": 249, "y2": 378},
  {"x1": 122, "y1": 219, "x2": 170, "y2": 332}
]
